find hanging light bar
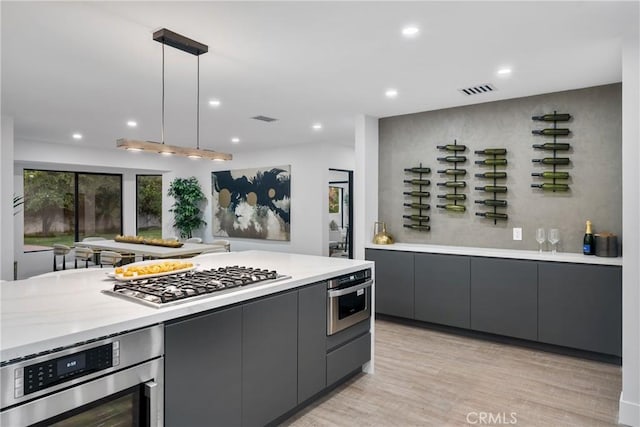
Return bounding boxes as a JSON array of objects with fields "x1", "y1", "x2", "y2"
[{"x1": 117, "y1": 28, "x2": 232, "y2": 161}]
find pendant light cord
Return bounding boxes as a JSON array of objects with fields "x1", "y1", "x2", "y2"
[
  {"x1": 161, "y1": 43, "x2": 165, "y2": 145},
  {"x1": 196, "y1": 55, "x2": 200, "y2": 150}
]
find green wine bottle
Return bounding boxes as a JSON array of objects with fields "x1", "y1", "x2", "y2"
[
  {"x1": 531, "y1": 171, "x2": 570, "y2": 179},
  {"x1": 403, "y1": 191, "x2": 430, "y2": 197},
  {"x1": 531, "y1": 113, "x2": 571, "y2": 122},
  {"x1": 475, "y1": 172, "x2": 507, "y2": 179},
  {"x1": 436, "y1": 181, "x2": 466, "y2": 188},
  {"x1": 437, "y1": 194, "x2": 466, "y2": 201},
  {"x1": 403, "y1": 203, "x2": 431, "y2": 210},
  {"x1": 475, "y1": 158, "x2": 507, "y2": 166},
  {"x1": 436, "y1": 204, "x2": 466, "y2": 212},
  {"x1": 437, "y1": 156, "x2": 466, "y2": 163},
  {"x1": 404, "y1": 167, "x2": 431, "y2": 174},
  {"x1": 532, "y1": 158, "x2": 570, "y2": 165},
  {"x1": 475, "y1": 212, "x2": 508, "y2": 220},
  {"x1": 531, "y1": 183, "x2": 569, "y2": 191},
  {"x1": 532, "y1": 128, "x2": 570, "y2": 136},
  {"x1": 403, "y1": 179, "x2": 431, "y2": 186},
  {"x1": 437, "y1": 169, "x2": 467, "y2": 176},
  {"x1": 437, "y1": 144, "x2": 467, "y2": 151},
  {"x1": 403, "y1": 224, "x2": 431, "y2": 231},
  {"x1": 474, "y1": 148, "x2": 507, "y2": 155},
  {"x1": 403, "y1": 215, "x2": 430, "y2": 221},
  {"x1": 532, "y1": 143, "x2": 571, "y2": 150},
  {"x1": 475, "y1": 185, "x2": 507, "y2": 193},
  {"x1": 474, "y1": 199, "x2": 508, "y2": 207}
]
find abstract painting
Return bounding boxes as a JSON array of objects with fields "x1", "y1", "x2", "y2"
[{"x1": 212, "y1": 166, "x2": 291, "y2": 241}]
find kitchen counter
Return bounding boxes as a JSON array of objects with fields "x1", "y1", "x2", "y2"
[
  {"x1": 365, "y1": 242, "x2": 622, "y2": 266},
  {"x1": 1, "y1": 251, "x2": 373, "y2": 363}
]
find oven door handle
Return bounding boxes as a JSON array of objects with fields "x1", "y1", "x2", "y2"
[
  {"x1": 145, "y1": 380, "x2": 158, "y2": 427},
  {"x1": 327, "y1": 280, "x2": 373, "y2": 298}
]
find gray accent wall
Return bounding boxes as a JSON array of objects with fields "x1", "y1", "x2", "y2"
[{"x1": 378, "y1": 83, "x2": 622, "y2": 253}]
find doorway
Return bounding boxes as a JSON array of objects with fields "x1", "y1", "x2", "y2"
[{"x1": 328, "y1": 168, "x2": 353, "y2": 259}]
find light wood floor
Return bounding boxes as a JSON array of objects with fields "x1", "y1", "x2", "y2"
[{"x1": 283, "y1": 319, "x2": 621, "y2": 427}]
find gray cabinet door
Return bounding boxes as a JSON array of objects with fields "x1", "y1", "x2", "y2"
[
  {"x1": 164, "y1": 306, "x2": 242, "y2": 427},
  {"x1": 470, "y1": 257, "x2": 538, "y2": 340},
  {"x1": 298, "y1": 282, "x2": 327, "y2": 403},
  {"x1": 414, "y1": 253, "x2": 470, "y2": 328},
  {"x1": 365, "y1": 249, "x2": 414, "y2": 318},
  {"x1": 538, "y1": 263, "x2": 622, "y2": 356},
  {"x1": 242, "y1": 291, "x2": 298, "y2": 427}
]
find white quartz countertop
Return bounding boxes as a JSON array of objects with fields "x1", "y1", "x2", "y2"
[
  {"x1": 365, "y1": 243, "x2": 623, "y2": 266},
  {"x1": 1, "y1": 251, "x2": 373, "y2": 363}
]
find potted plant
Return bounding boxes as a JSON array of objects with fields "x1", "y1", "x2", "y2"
[{"x1": 167, "y1": 177, "x2": 207, "y2": 239}]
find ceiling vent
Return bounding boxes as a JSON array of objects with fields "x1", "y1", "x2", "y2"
[
  {"x1": 251, "y1": 115, "x2": 278, "y2": 122},
  {"x1": 458, "y1": 83, "x2": 496, "y2": 96}
]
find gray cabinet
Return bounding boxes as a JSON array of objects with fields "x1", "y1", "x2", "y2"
[
  {"x1": 298, "y1": 283, "x2": 327, "y2": 403},
  {"x1": 470, "y1": 257, "x2": 538, "y2": 341},
  {"x1": 365, "y1": 249, "x2": 414, "y2": 318},
  {"x1": 164, "y1": 307, "x2": 242, "y2": 427},
  {"x1": 538, "y1": 263, "x2": 622, "y2": 356},
  {"x1": 242, "y1": 291, "x2": 298, "y2": 427},
  {"x1": 326, "y1": 332, "x2": 371, "y2": 386},
  {"x1": 414, "y1": 253, "x2": 470, "y2": 328}
]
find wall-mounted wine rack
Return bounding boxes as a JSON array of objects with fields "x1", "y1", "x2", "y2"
[
  {"x1": 474, "y1": 148, "x2": 508, "y2": 224},
  {"x1": 436, "y1": 139, "x2": 467, "y2": 213},
  {"x1": 531, "y1": 111, "x2": 572, "y2": 192},
  {"x1": 403, "y1": 163, "x2": 431, "y2": 231}
]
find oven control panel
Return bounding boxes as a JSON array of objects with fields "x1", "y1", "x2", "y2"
[{"x1": 14, "y1": 341, "x2": 120, "y2": 398}]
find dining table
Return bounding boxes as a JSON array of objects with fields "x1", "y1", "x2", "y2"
[{"x1": 73, "y1": 240, "x2": 227, "y2": 259}]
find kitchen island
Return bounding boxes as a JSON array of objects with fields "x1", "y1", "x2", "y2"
[{"x1": 1, "y1": 251, "x2": 374, "y2": 426}]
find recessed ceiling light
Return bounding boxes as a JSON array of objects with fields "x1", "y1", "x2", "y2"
[
  {"x1": 209, "y1": 99, "x2": 221, "y2": 107},
  {"x1": 385, "y1": 89, "x2": 398, "y2": 98},
  {"x1": 160, "y1": 151, "x2": 174, "y2": 156},
  {"x1": 188, "y1": 154, "x2": 202, "y2": 159},
  {"x1": 401, "y1": 26, "x2": 420, "y2": 37},
  {"x1": 72, "y1": 133, "x2": 82, "y2": 140},
  {"x1": 127, "y1": 120, "x2": 137, "y2": 127},
  {"x1": 231, "y1": 137, "x2": 240, "y2": 143},
  {"x1": 312, "y1": 123, "x2": 322, "y2": 130},
  {"x1": 497, "y1": 68, "x2": 512, "y2": 75}
]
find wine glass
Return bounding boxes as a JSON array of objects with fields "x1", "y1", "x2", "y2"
[
  {"x1": 535, "y1": 228, "x2": 546, "y2": 253},
  {"x1": 548, "y1": 228, "x2": 560, "y2": 254}
]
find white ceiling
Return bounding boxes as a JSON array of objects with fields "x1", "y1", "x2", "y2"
[{"x1": 1, "y1": 1, "x2": 637, "y2": 155}]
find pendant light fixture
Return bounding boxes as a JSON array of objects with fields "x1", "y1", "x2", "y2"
[{"x1": 117, "y1": 28, "x2": 232, "y2": 161}]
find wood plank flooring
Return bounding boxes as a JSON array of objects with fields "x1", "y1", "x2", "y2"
[{"x1": 282, "y1": 319, "x2": 621, "y2": 426}]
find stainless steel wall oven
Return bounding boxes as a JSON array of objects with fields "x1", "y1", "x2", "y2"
[{"x1": 327, "y1": 269, "x2": 372, "y2": 335}]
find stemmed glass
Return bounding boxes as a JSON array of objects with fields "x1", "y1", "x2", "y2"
[
  {"x1": 536, "y1": 228, "x2": 546, "y2": 253},
  {"x1": 548, "y1": 228, "x2": 560, "y2": 254}
]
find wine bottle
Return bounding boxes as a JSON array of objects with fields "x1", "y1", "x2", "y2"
[
  {"x1": 474, "y1": 199, "x2": 508, "y2": 207},
  {"x1": 531, "y1": 113, "x2": 571, "y2": 122},
  {"x1": 403, "y1": 215, "x2": 430, "y2": 221},
  {"x1": 475, "y1": 212, "x2": 508, "y2": 220},
  {"x1": 532, "y1": 158, "x2": 570, "y2": 165},
  {"x1": 404, "y1": 167, "x2": 431, "y2": 174},
  {"x1": 437, "y1": 194, "x2": 466, "y2": 201},
  {"x1": 437, "y1": 144, "x2": 467, "y2": 151},
  {"x1": 532, "y1": 128, "x2": 570, "y2": 136},
  {"x1": 475, "y1": 158, "x2": 507, "y2": 166},
  {"x1": 474, "y1": 148, "x2": 507, "y2": 155},
  {"x1": 531, "y1": 171, "x2": 570, "y2": 179},
  {"x1": 403, "y1": 179, "x2": 431, "y2": 186},
  {"x1": 475, "y1": 185, "x2": 507, "y2": 193},
  {"x1": 403, "y1": 191, "x2": 430, "y2": 197},
  {"x1": 403, "y1": 224, "x2": 431, "y2": 231},
  {"x1": 532, "y1": 143, "x2": 571, "y2": 150},
  {"x1": 436, "y1": 204, "x2": 466, "y2": 212},
  {"x1": 475, "y1": 172, "x2": 507, "y2": 179},
  {"x1": 436, "y1": 181, "x2": 466, "y2": 188},
  {"x1": 403, "y1": 203, "x2": 430, "y2": 210},
  {"x1": 583, "y1": 220, "x2": 595, "y2": 255},
  {"x1": 437, "y1": 156, "x2": 466, "y2": 163},
  {"x1": 531, "y1": 183, "x2": 570, "y2": 191},
  {"x1": 437, "y1": 169, "x2": 467, "y2": 176}
]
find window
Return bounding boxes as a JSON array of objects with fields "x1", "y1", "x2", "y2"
[
  {"x1": 136, "y1": 175, "x2": 162, "y2": 239},
  {"x1": 23, "y1": 169, "x2": 122, "y2": 251}
]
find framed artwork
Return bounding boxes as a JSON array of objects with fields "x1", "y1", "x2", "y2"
[
  {"x1": 329, "y1": 186, "x2": 341, "y2": 214},
  {"x1": 211, "y1": 165, "x2": 291, "y2": 241}
]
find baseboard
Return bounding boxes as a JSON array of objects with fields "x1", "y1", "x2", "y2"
[{"x1": 619, "y1": 392, "x2": 640, "y2": 427}]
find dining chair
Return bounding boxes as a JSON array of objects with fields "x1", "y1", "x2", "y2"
[
  {"x1": 74, "y1": 246, "x2": 95, "y2": 269},
  {"x1": 82, "y1": 236, "x2": 106, "y2": 264},
  {"x1": 53, "y1": 244, "x2": 72, "y2": 271},
  {"x1": 99, "y1": 251, "x2": 123, "y2": 268},
  {"x1": 185, "y1": 237, "x2": 202, "y2": 243},
  {"x1": 211, "y1": 240, "x2": 231, "y2": 252}
]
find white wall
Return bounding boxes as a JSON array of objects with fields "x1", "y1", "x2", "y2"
[
  {"x1": 1, "y1": 117, "x2": 15, "y2": 280},
  {"x1": 354, "y1": 115, "x2": 379, "y2": 260}
]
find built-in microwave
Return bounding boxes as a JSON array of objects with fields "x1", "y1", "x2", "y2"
[{"x1": 327, "y1": 269, "x2": 372, "y2": 335}]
